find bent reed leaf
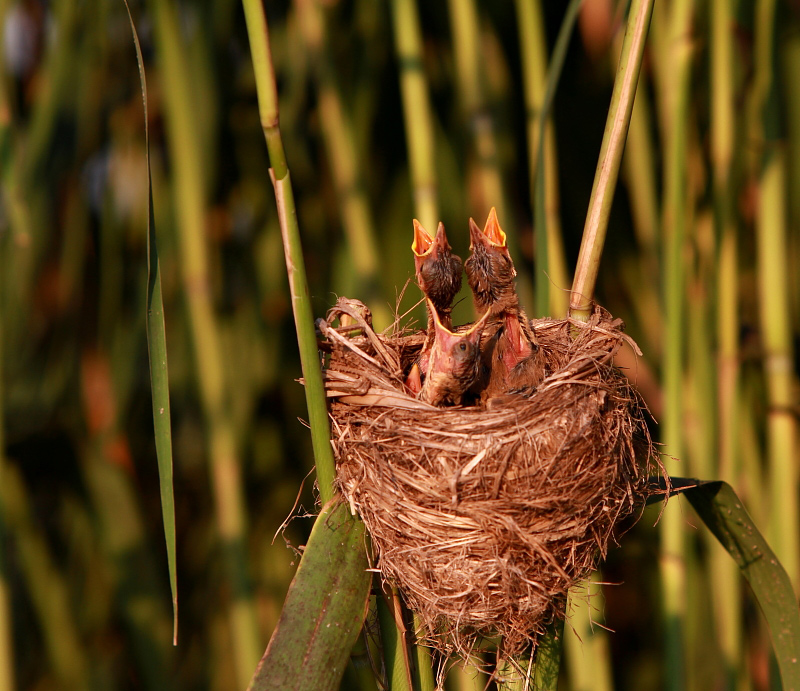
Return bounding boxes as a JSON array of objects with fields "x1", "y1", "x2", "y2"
[{"x1": 660, "y1": 479, "x2": 800, "y2": 691}]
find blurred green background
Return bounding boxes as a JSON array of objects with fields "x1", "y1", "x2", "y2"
[{"x1": 0, "y1": 0, "x2": 798, "y2": 689}]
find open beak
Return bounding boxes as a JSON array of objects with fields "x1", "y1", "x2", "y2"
[
  {"x1": 431, "y1": 222, "x2": 452, "y2": 258},
  {"x1": 483, "y1": 207, "x2": 507, "y2": 246},
  {"x1": 412, "y1": 220, "x2": 434, "y2": 257},
  {"x1": 468, "y1": 207, "x2": 507, "y2": 250}
]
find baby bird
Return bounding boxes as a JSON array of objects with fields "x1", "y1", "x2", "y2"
[
  {"x1": 464, "y1": 208, "x2": 541, "y2": 397},
  {"x1": 412, "y1": 220, "x2": 463, "y2": 331},
  {"x1": 419, "y1": 301, "x2": 490, "y2": 406},
  {"x1": 406, "y1": 220, "x2": 463, "y2": 394}
]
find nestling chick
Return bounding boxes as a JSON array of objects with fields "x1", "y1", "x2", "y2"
[
  {"x1": 406, "y1": 220, "x2": 464, "y2": 394},
  {"x1": 419, "y1": 301, "x2": 490, "y2": 406},
  {"x1": 464, "y1": 208, "x2": 542, "y2": 398},
  {"x1": 412, "y1": 220, "x2": 463, "y2": 331}
]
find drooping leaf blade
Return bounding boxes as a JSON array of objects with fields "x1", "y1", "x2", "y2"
[
  {"x1": 662, "y1": 479, "x2": 800, "y2": 690},
  {"x1": 123, "y1": 0, "x2": 178, "y2": 643},
  {"x1": 248, "y1": 500, "x2": 371, "y2": 691}
]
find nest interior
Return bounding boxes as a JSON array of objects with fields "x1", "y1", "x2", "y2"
[{"x1": 318, "y1": 300, "x2": 659, "y2": 659}]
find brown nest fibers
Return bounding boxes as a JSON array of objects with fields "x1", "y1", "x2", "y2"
[{"x1": 317, "y1": 297, "x2": 660, "y2": 659}]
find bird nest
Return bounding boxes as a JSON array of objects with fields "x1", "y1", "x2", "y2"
[{"x1": 317, "y1": 298, "x2": 660, "y2": 660}]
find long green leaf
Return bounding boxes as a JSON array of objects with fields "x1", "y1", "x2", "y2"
[
  {"x1": 660, "y1": 479, "x2": 800, "y2": 690},
  {"x1": 123, "y1": 0, "x2": 177, "y2": 642},
  {"x1": 248, "y1": 500, "x2": 371, "y2": 691}
]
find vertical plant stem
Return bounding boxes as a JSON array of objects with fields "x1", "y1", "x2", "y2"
[
  {"x1": 757, "y1": 149, "x2": 799, "y2": 592},
  {"x1": 514, "y1": 0, "x2": 571, "y2": 317},
  {"x1": 241, "y1": 0, "x2": 337, "y2": 505},
  {"x1": 149, "y1": 0, "x2": 261, "y2": 684},
  {"x1": 569, "y1": 0, "x2": 655, "y2": 321},
  {"x1": 564, "y1": 579, "x2": 613, "y2": 691},
  {"x1": 658, "y1": 1, "x2": 693, "y2": 690},
  {"x1": 710, "y1": 0, "x2": 745, "y2": 687},
  {"x1": 390, "y1": 0, "x2": 439, "y2": 232},
  {"x1": 377, "y1": 586, "x2": 414, "y2": 691}
]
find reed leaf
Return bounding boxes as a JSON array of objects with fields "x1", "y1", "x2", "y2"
[
  {"x1": 123, "y1": 0, "x2": 177, "y2": 642},
  {"x1": 247, "y1": 500, "x2": 371, "y2": 691},
  {"x1": 678, "y1": 481, "x2": 800, "y2": 691}
]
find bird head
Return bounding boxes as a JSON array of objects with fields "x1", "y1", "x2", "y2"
[
  {"x1": 412, "y1": 221, "x2": 463, "y2": 310},
  {"x1": 467, "y1": 207, "x2": 515, "y2": 277},
  {"x1": 412, "y1": 220, "x2": 453, "y2": 273},
  {"x1": 427, "y1": 300, "x2": 491, "y2": 381},
  {"x1": 465, "y1": 208, "x2": 519, "y2": 313}
]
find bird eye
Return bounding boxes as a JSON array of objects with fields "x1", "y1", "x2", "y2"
[{"x1": 458, "y1": 342, "x2": 467, "y2": 351}]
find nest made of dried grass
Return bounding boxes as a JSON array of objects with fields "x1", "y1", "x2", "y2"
[{"x1": 317, "y1": 299, "x2": 660, "y2": 660}]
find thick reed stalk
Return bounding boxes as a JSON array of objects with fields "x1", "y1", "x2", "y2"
[
  {"x1": 756, "y1": 149, "x2": 799, "y2": 593},
  {"x1": 710, "y1": 0, "x2": 745, "y2": 686},
  {"x1": 390, "y1": 0, "x2": 439, "y2": 232},
  {"x1": 569, "y1": 0, "x2": 655, "y2": 321},
  {"x1": 514, "y1": 0, "x2": 571, "y2": 317},
  {"x1": 658, "y1": 2, "x2": 693, "y2": 690},
  {"x1": 564, "y1": 579, "x2": 613, "y2": 691},
  {"x1": 149, "y1": 0, "x2": 261, "y2": 684}
]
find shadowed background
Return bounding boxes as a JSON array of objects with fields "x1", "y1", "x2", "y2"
[{"x1": 0, "y1": 0, "x2": 798, "y2": 689}]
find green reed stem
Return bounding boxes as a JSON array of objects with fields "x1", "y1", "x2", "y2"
[
  {"x1": 377, "y1": 586, "x2": 414, "y2": 691},
  {"x1": 710, "y1": 0, "x2": 745, "y2": 687},
  {"x1": 150, "y1": 0, "x2": 261, "y2": 683},
  {"x1": 564, "y1": 578, "x2": 613, "y2": 691},
  {"x1": 569, "y1": 0, "x2": 654, "y2": 321},
  {"x1": 659, "y1": 1, "x2": 693, "y2": 689},
  {"x1": 514, "y1": 0, "x2": 570, "y2": 317},
  {"x1": 390, "y1": 0, "x2": 439, "y2": 232},
  {"x1": 757, "y1": 149, "x2": 800, "y2": 593},
  {"x1": 242, "y1": 0, "x2": 337, "y2": 506}
]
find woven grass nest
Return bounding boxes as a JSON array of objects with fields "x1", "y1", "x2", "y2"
[{"x1": 318, "y1": 297, "x2": 660, "y2": 659}]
